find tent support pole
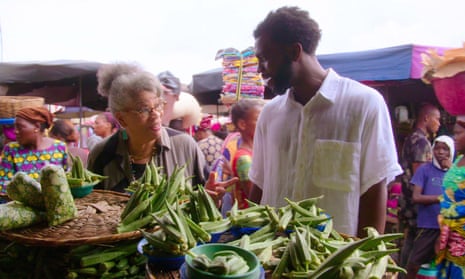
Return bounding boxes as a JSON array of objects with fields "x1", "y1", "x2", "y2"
[{"x1": 79, "y1": 77, "x2": 83, "y2": 148}]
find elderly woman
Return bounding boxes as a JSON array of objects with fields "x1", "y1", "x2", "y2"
[
  {"x1": 87, "y1": 63, "x2": 236, "y2": 196},
  {"x1": 0, "y1": 107, "x2": 68, "y2": 193}
]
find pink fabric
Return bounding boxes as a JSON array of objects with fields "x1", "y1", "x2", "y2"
[
  {"x1": 387, "y1": 199, "x2": 399, "y2": 218},
  {"x1": 390, "y1": 182, "x2": 401, "y2": 195},
  {"x1": 211, "y1": 123, "x2": 221, "y2": 132},
  {"x1": 439, "y1": 225, "x2": 465, "y2": 257},
  {"x1": 439, "y1": 225, "x2": 449, "y2": 250},
  {"x1": 449, "y1": 231, "x2": 465, "y2": 256},
  {"x1": 199, "y1": 115, "x2": 213, "y2": 130},
  {"x1": 3, "y1": 126, "x2": 16, "y2": 141}
]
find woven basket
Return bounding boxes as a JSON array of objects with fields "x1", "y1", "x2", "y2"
[
  {"x1": 0, "y1": 190, "x2": 142, "y2": 246},
  {"x1": 0, "y1": 96, "x2": 45, "y2": 118}
]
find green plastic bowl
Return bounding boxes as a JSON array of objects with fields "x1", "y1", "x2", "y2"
[
  {"x1": 70, "y1": 184, "x2": 94, "y2": 198},
  {"x1": 186, "y1": 243, "x2": 261, "y2": 279}
]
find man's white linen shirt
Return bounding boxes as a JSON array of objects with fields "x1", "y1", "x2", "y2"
[{"x1": 249, "y1": 69, "x2": 403, "y2": 235}]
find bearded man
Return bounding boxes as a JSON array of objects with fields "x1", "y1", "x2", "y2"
[{"x1": 248, "y1": 6, "x2": 402, "y2": 237}]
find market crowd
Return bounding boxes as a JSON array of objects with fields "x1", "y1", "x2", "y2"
[{"x1": 0, "y1": 5, "x2": 464, "y2": 279}]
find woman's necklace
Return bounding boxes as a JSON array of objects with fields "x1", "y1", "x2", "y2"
[{"x1": 128, "y1": 145, "x2": 157, "y2": 181}]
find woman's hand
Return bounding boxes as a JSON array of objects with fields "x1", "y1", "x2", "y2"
[
  {"x1": 440, "y1": 157, "x2": 452, "y2": 169},
  {"x1": 205, "y1": 172, "x2": 238, "y2": 207}
]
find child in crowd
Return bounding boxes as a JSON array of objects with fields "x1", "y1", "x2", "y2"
[{"x1": 229, "y1": 99, "x2": 265, "y2": 209}]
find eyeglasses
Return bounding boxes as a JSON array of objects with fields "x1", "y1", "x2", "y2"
[{"x1": 128, "y1": 101, "x2": 166, "y2": 118}]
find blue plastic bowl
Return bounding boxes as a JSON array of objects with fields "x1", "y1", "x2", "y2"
[
  {"x1": 230, "y1": 226, "x2": 260, "y2": 238},
  {"x1": 209, "y1": 229, "x2": 229, "y2": 243},
  {"x1": 316, "y1": 213, "x2": 331, "y2": 231},
  {"x1": 137, "y1": 238, "x2": 185, "y2": 271}
]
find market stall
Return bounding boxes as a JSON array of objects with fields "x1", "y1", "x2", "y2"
[{"x1": 0, "y1": 156, "x2": 403, "y2": 278}]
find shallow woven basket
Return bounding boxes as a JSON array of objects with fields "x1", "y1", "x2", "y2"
[
  {"x1": 0, "y1": 190, "x2": 142, "y2": 246},
  {"x1": 0, "y1": 96, "x2": 45, "y2": 118}
]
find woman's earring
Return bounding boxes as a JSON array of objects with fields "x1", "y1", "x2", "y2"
[{"x1": 34, "y1": 129, "x2": 39, "y2": 133}]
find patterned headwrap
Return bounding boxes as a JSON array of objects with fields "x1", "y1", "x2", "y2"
[
  {"x1": 199, "y1": 115, "x2": 213, "y2": 130},
  {"x1": 16, "y1": 107, "x2": 54, "y2": 128}
]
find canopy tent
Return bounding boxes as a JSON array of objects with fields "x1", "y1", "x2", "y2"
[
  {"x1": 0, "y1": 60, "x2": 107, "y2": 112},
  {"x1": 191, "y1": 44, "x2": 450, "y2": 105},
  {"x1": 191, "y1": 68, "x2": 223, "y2": 105},
  {"x1": 0, "y1": 60, "x2": 108, "y2": 148}
]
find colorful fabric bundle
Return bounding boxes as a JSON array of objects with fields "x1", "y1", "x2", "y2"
[{"x1": 215, "y1": 47, "x2": 265, "y2": 104}]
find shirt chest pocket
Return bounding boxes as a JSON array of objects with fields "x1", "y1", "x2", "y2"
[{"x1": 312, "y1": 139, "x2": 361, "y2": 192}]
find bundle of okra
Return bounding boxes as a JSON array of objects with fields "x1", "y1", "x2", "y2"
[
  {"x1": 224, "y1": 196, "x2": 405, "y2": 278},
  {"x1": 116, "y1": 163, "x2": 188, "y2": 233},
  {"x1": 115, "y1": 161, "x2": 405, "y2": 278}
]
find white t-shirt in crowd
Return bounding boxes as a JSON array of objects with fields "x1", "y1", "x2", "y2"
[{"x1": 249, "y1": 69, "x2": 403, "y2": 235}]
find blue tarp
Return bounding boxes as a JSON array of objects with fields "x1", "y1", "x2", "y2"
[
  {"x1": 318, "y1": 44, "x2": 413, "y2": 81},
  {"x1": 319, "y1": 44, "x2": 449, "y2": 81}
]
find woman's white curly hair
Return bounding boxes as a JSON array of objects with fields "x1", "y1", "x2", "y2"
[{"x1": 96, "y1": 62, "x2": 163, "y2": 114}]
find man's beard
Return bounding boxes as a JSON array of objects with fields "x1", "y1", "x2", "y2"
[{"x1": 272, "y1": 59, "x2": 293, "y2": 95}]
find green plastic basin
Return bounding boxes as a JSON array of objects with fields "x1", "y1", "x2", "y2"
[{"x1": 185, "y1": 243, "x2": 260, "y2": 279}]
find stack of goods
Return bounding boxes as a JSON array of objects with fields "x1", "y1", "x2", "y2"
[{"x1": 215, "y1": 47, "x2": 265, "y2": 105}]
